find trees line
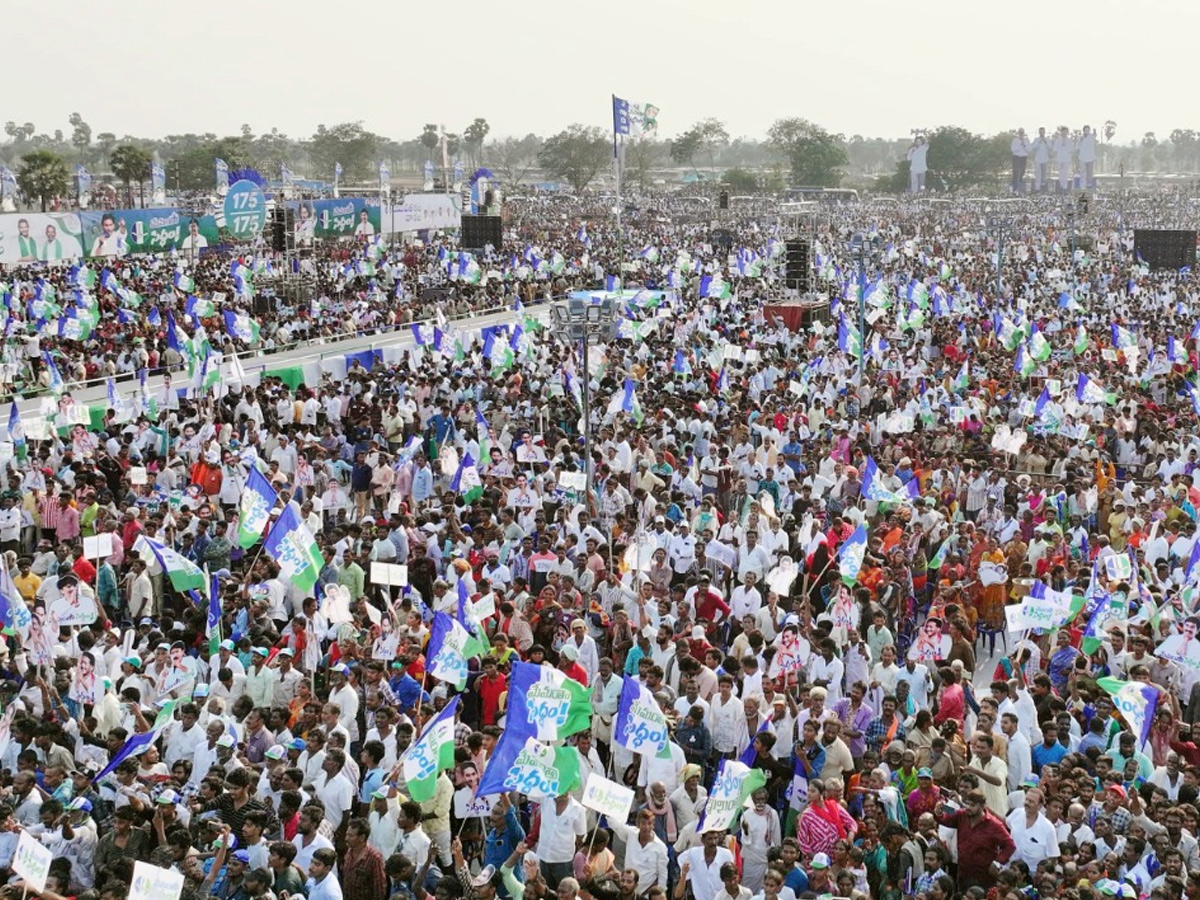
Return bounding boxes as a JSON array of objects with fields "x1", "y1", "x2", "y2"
[{"x1": 4, "y1": 113, "x2": 1192, "y2": 205}]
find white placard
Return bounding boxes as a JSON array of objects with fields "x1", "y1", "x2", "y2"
[
  {"x1": 13, "y1": 829, "x2": 52, "y2": 893},
  {"x1": 129, "y1": 466, "x2": 148, "y2": 485},
  {"x1": 581, "y1": 774, "x2": 635, "y2": 823},
  {"x1": 130, "y1": 861, "x2": 185, "y2": 900},
  {"x1": 83, "y1": 533, "x2": 114, "y2": 559},
  {"x1": 370, "y1": 562, "x2": 409, "y2": 587},
  {"x1": 471, "y1": 593, "x2": 496, "y2": 621},
  {"x1": 788, "y1": 380, "x2": 803, "y2": 396},
  {"x1": 723, "y1": 344, "x2": 742, "y2": 361},
  {"x1": 23, "y1": 417, "x2": 50, "y2": 441},
  {"x1": 558, "y1": 472, "x2": 587, "y2": 492},
  {"x1": 454, "y1": 790, "x2": 498, "y2": 818}
]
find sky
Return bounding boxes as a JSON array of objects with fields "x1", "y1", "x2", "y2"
[{"x1": 9, "y1": 0, "x2": 1189, "y2": 147}]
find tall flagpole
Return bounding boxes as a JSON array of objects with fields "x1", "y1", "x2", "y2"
[{"x1": 612, "y1": 95, "x2": 623, "y2": 286}]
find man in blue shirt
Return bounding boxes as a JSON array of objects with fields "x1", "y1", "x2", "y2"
[
  {"x1": 484, "y1": 792, "x2": 525, "y2": 896},
  {"x1": 1031, "y1": 722, "x2": 1068, "y2": 773}
]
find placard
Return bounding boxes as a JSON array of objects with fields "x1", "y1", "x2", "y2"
[
  {"x1": 13, "y1": 829, "x2": 52, "y2": 892},
  {"x1": 129, "y1": 466, "x2": 148, "y2": 485},
  {"x1": 83, "y1": 533, "x2": 114, "y2": 559},
  {"x1": 130, "y1": 861, "x2": 185, "y2": 900},
  {"x1": 370, "y1": 562, "x2": 409, "y2": 587},
  {"x1": 558, "y1": 472, "x2": 587, "y2": 492},
  {"x1": 581, "y1": 774, "x2": 635, "y2": 823},
  {"x1": 454, "y1": 790, "x2": 498, "y2": 818}
]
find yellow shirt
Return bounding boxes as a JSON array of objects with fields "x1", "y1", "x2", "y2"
[{"x1": 13, "y1": 571, "x2": 41, "y2": 603}]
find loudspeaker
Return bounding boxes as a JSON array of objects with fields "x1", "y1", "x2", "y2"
[
  {"x1": 1133, "y1": 229, "x2": 1196, "y2": 271},
  {"x1": 461, "y1": 215, "x2": 503, "y2": 251},
  {"x1": 719, "y1": 191, "x2": 729, "y2": 210},
  {"x1": 271, "y1": 219, "x2": 286, "y2": 253},
  {"x1": 785, "y1": 239, "x2": 810, "y2": 292}
]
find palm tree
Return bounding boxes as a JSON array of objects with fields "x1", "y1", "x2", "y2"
[
  {"x1": 16, "y1": 150, "x2": 69, "y2": 211},
  {"x1": 109, "y1": 144, "x2": 152, "y2": 207}
]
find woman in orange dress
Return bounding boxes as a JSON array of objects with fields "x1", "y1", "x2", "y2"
[{"x1": 977, "y1": 537, "x2": 1008, "y2": 629}]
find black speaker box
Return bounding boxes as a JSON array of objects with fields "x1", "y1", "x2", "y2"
[
  {"x1": 461, "y1": 215, "x2": 503, "y2": 251},
  {"x1": 1133, "y1": 229, "x2": 1196, "y2": 271}
]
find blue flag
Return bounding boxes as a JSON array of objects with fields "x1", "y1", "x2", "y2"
[
  {"x1": 837, "y1": 525, "x2": 868, "y2": 586},
  {"x1": 614, "y1": 675, "x2": 670, "y2": 758}
]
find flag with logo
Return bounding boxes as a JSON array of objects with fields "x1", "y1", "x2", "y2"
[
  {"x1": 1076, "y1": 373, "x2": 1116, "y2": 405},
  {"x1": 224, "y1": 311, "x2": 261, "y2": 345},
  {"x1": 476, "y1": 729, "x2": 582, "y2": 799},
  {"x1": 199, "y1": 571, "x2": 222, "y2": 659},
  {"x1": 697, "y1": 759, "x2": 768, "y2": 832},
  {"x1": 837, "y1": 525, "x2": 868, "y2": 586},
  {"x1": 7, "y1": 402, "x2": 25, "y2": 462},
  {"x1": 238, "y1": 467, "x2": 277, "y2": 549},
  {"x1": 450, "y1": 453, "x2": 483, "y2": 504},
  {"x1": 506, "y1": 660, "x2": 592, "y2": 741},
  {"x1": 1096, "y1": 677, "x2": 1158, "y2": 750},
  {"x1": 134, "y1": 535, "x2": 207, "y2": 593},
  {"x1": 425, "y1": 611, "x2": 477, "y2": 690},
  {"x1": 614, "y1": 675, "x2": 670, "y2": 758},
  {"x1": 402, "y1": 696, "x2": 460, "y2": 801},
  {"x1": 92, "y1": 700, "x2": 179, "y2": 783},
  {"x1": 215, "y1": 158, "x2": 229, "y2": 192},
  {"x1": 263, "y1": 505, "x2": 324, "y2": 594}
]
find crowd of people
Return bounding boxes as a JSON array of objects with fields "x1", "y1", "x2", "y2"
[{"x1": 0, "y1": 187, "x2": 1197, "y2": 900}]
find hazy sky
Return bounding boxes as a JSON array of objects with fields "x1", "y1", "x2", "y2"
[{"x1": 11, "y1": 0, "x2": 1188, "y2": 146}]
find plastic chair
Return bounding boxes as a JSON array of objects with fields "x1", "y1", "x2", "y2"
[{"x1": 976, "y1": 622, "x2": 1008, "y2": 658}]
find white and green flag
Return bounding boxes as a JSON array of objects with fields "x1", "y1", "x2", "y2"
[
  {"x1": 134, "y1": 535, "x2": 207, "y2": 593},
  {"x1": 401, "y1": 696, "x2": 460, "y2": 802},
  {"x1": 263, "y1": 505, "x2": 325, "y2": 593},
  {"x1": 238, "y1": 467, "x2": 278, "y2": 550}
]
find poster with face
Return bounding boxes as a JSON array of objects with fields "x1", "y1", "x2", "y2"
[
  {"x1": 1156, "y1": 617, "x2": 1200, "y2": 671},
  {"x1": 908, "y1": 617, "x2": 951, "y2": 663},
  {"x1": 372, "y1": 613, "x2": 399, "y2": 661},
  {"x1": 157, "y1": 644, "x2": 195, "y2": 696},
  {"x1": 768, "y1": 622, "x2": 811, "y2": 678},
  {"x1": 68, "y1": 651, "x2": 101, "y2": 706},
  {"x1": 26, "y1": 607, "x2": 57, "y2": 667},
  {"x1": 44, "y1": 574, "x2": 98, "y2": 626}
]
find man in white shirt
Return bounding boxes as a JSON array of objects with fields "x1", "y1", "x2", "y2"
[
  {"x1": 304, "y1": 848, "x2": 343, "y2": 900},
  {"x1": 1077, "y1": 125, "x2": 1097, "y2": 189},
  {"x1": 1031, "y1": 127, "x2": 1051, "y2": 193},
  {"x1": 1006, "y1": 789, "x2": 1060, "y2": 871},
  {"x1": 681, "y1": 829, "x2": 735, "y2": 900},
  {"x1": 313, "y1": 749, "x2": 355, "y2": 831},
  {"x1": 292, "y1": 805, "x2": 335, "y2": 875},
  {"x1": 1010, "y1": 128, "x2": 1030, "y2": 194},
  {"x1": 1000, "y1": 711, "x2": 1032, "y2": 792},
  {"x1": 907, "y1": 136, "x2": 929, "y2": 193},
  {"x1": 615, "y1": 809, "x2": 669, "y2": 895},
  {"x1": 537, "y1": 794, "x2": 588, "y2": 886}
]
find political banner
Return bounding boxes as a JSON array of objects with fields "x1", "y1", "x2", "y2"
[
  {"x1": 1006, "y1": 581, "x2": 1076, "y2": 633},
  {"x1": 581, "y1": 774, "x2": 636, "y2": 822},
  {"x1": 130, "y1": 861, "x2": 185, "y2": 900},
  {"x1": 614, "y1": 675, "x2": 670, "y2": 758},
  {"x1": 387, "y1": 194, "x2": 462, "y2": 233},
  {"x1": 0, "y1": 212, "x2": 86, "y2": 264},
  {"x1": 81, "y1": 209, "x2": 219, "y2": 258},
  {"x1": 287, "y1": 197, "x2": 382, "y2": 240},
  {"x1": 13, "y1": 829, "x2": 52, "y2": 892}
]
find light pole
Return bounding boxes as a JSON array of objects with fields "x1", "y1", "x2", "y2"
[
  {"x1": 550, "y1": 296, "x2": 619, "y2": 500},
  {"x1": 848, "y1": 233, "x2": 880, "y2": 379},
  {"x1": 987, "y1": 214, "x2": 1012, "y2": 302}
]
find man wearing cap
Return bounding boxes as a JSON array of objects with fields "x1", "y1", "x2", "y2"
[
  {"x1": 40, "y1": 797, "x2": 99, "y2": 891},
  {"x1": 565, "y1": 618, "x2": 600, "y2": 685}
]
